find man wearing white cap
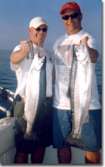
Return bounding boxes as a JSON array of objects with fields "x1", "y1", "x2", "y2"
[{"x1": 10, "y1": 16, "x2": 52, "y2": 163}]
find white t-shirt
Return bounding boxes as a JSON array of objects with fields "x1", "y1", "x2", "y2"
[
  {"x1": 11, "y1": 43, "x2": 52, "y2": 98},
  {"x1": 53, "y1": 30, "x2": 101, "y2": 110}
]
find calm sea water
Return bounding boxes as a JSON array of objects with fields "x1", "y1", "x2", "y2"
[
  {"x1": 0, "y1": 50, "x2": 16, "y2": 91},
  {"x1": 0, "y1": 49, "x2": 102, "y2": 99}
]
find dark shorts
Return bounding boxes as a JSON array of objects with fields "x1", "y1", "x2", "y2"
[
  {"x1": 15, "y1": 98, "x2": 53, "y2": 153},
  {"x1": 52, "y1": 108, "x2": 102, "y2": 151}
]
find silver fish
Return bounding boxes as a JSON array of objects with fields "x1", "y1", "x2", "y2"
[
  {"x1": 68, "y1": 44, "x2": 93, "y2": 139},
  {"x1": 24, "y1": 53, "x2": 46, "y2": 135}
]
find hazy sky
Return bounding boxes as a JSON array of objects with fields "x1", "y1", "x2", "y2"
[{"x1": 0, "y1": 0, "x2": 102, "y2": 52}]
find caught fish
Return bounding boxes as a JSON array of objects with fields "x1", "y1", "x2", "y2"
[
  {"x1": 69, "y1": 44, "x2": 93, "y2": 139},
  {"x1": 24, "y1": 51, "x2": 46, "y2": 136}
]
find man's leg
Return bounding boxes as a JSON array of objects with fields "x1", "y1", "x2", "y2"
[
  {"x1": 84, "y1": 151, "x2": 101, "y2": 164},
  {"x1": 53, "y1": 109, "x2": 72, "y2": 164},
  {"x1": 57, "y1": 147, "x2": 72, "y2": 163},
  {"x1": 31, "y1": 146, "x2": 45, "y2": 163},
  {"x1": 15, "y1": 152, "x2": 28, "y2": 163},
  {"x1": 14, "y1": 134, "x2": 29, "y2": 163},
  {"x1": 84, "y1": 110, "x2": 101, "y2": 164}
]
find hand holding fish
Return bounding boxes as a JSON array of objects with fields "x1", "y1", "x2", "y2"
[
  {"x1": 80, "y1": 36, "x2": 98, "y2": 63},
  {"x1": 80, "y1": 36, "x2": 88, "y2": 46},
  {"x1": 20, "y1": 40, "x2": 32, "y2": 57}
]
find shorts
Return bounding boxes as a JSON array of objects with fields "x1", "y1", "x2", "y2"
[
  {"x1": 52, "y1": 108, "x2": 102, "y2": 151},
  {"x1": 15, "y1": 98, "x2": 53, "y2": 153}
]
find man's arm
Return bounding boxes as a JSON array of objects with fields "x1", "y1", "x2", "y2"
[
  {"x1": 86, "y1": 47, "x2": 98, "y2": 63},
  {"x1": 10, "y1": 41, "x2": 31, "y2": 64}
]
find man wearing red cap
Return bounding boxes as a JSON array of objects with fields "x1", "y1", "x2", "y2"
[{"x1": 52, "y1": 1, "x2": 101, "y2": 164}]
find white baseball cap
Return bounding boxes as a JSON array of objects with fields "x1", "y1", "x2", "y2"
[{"x1": 29, "y1": 17, "x2": 47, "y2": 29}]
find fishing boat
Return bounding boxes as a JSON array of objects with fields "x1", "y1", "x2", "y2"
[
  {"x1": 0, "y1": 87, "x2": 16, "y2": 165},
  {"x1": 0, "y1": 86, "x2": 89, "y2": 165},
  {"x1": 0, "y1": 86, "x2": 14, "y2": 117}
]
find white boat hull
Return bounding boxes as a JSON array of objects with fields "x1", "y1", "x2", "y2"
[{"x1": 0, "y1": 118, "x2": 16, "y2": 165}]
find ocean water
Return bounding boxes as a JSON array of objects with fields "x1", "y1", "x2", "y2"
[
  {"x1": 0, "y1": 49, "x2": 102, "y2": 99},
  {"x1": 0, "y1": 50, "x2": 16, "y2": 91}
]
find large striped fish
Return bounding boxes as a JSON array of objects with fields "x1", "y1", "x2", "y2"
[
  {"x1": 69, "y1": 44, "x2": 93, "y2": 139},
  {"x1": 24, "y1": 49, "x2": 46, "y2": 136}
]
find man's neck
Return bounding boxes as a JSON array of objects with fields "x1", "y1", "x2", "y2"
[{"x1": 67, "y1": 27, "x2": 82, "y2": 35}]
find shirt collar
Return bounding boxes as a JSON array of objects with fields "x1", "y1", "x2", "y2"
[{"x1": 65, "y1": 29, "x2": 84, "y2": 38}]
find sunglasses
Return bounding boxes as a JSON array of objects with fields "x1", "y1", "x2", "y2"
[
  {"x1": 62, "y1": 12, "x2": 80, "y2": 20},
  {"x1": 36, "y1": 27, "x2": 48, "y2": 32}
]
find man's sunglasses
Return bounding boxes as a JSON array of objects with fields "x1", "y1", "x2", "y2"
[
  {"x1": 36, "y1": 27, "x2": 48, "y2": 32},
  {"x1": 62, "y1": 12, "x2": 80, "y2": 20}
]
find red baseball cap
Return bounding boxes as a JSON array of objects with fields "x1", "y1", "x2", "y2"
[{"x1": 60, "y1": 1, "x2": 81, "y2": 15}]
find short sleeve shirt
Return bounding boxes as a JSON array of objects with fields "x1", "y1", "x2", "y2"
[{"x1": 53, "y1": 30, "x2": 101, "y2": 110}]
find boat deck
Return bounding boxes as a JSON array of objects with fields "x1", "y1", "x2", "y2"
[{"x1": 0, "y1": 117, "x2": 85, "y2": 165}]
